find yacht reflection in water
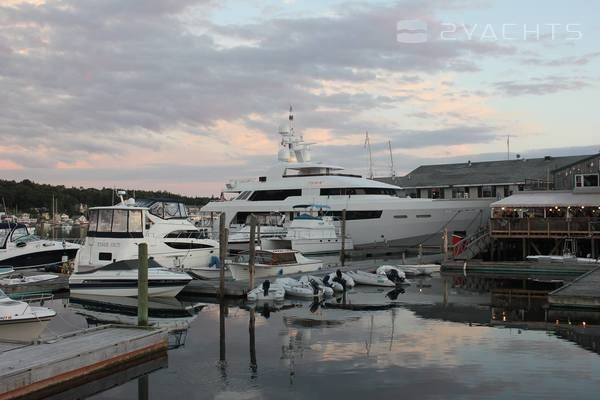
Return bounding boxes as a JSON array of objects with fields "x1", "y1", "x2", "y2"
[{"x1": 69, "y1": 294, "x2": 205, "y2": 348}]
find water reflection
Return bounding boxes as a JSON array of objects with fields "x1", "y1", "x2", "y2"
[{"x1": 69, "y1": 294, "x2": 203, "y2": 348}]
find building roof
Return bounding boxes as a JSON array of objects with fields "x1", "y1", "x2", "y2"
[
  {"x1": 377, "y1": 155, "x2": 592, "y2": 188},
  {"x1": 491, "y1": 191, "x2": 600, "y2": 208}
]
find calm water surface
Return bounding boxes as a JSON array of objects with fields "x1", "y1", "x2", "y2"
[{"x1": 42, "y1": 275, "x2": 600, "y2": 400}]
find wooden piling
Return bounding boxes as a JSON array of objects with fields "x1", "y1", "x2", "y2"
[
  {"x1": 218, "y1": 213, "x2": 228, "y2": 301},
  {"x1": 138, "y1": 243, "x2": 148, "y2": 327},
  {"x1": 219, "y1": 302, "x2": 226, "y2": 363},
  {"x1": 340, "y1": 209, "x2": 347, "y2": 267},
  {"x1": 249, "y1": 309, "x2": 257, "y2": 372},
  {"x1": 442, "y1": 228, "x2": 449, "y2": 262},
  {"x1": 248, "y1": 214, "x2": 257, "y2": 290}
]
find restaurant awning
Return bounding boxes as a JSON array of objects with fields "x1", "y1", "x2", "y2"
[{"x1": 491, "y1": 191, "x2": 600, "y2": 208}]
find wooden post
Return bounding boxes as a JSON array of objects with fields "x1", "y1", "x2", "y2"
[
  {"x1": 257, "y1": 223, "x2": 261, "y2": 249},
  {"x1": 138, "y1": 375, "x2": 149, "y2": 400},
  {"x1": 249, "y1": 214, "x2": 257, "y2": 289},
  {"x1": 442, "y1": 228, "x2": 449, "y2": 262},
  {"x1": 249, "y1": 308, "x2": 257, "y2": 373},
  {"x1": 340, "y1": 209, "x2": 347, "y2": 266},
  {"x1": 418, "y1": 244, "x2": 423, "y2": 264},
  {"x1": 219, "y1": 213, "x2": 228, "y2": 300},
  {"x1": 219, "y1": 302, "x2": 226, "y2": 364},
  {"x1": 443, "y1": 277, "x2": 449, "y2": 306},
  {"x1": 138, "y1": 242, "x2": 149, "y2": 327}
]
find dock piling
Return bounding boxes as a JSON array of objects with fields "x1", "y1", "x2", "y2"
[
  {"x1": 249, "y1": 214, "x2": 257, "y2": 290},
  {"x1": 218, "y1": 213, "x2": 228, "y2": 301},
  {"x1": 340, "y1": 209, "x2": 347, "y2": 267},
  {"x1": 138, "y1": 242, "x2": 148, "y2": 327}
]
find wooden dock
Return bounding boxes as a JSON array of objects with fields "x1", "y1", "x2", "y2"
[
  {"x1": 441, "y1": 260, "x2": 596, "y2": 280},
  {"x1": 549, "y1": 266, "x2": 600, "y2": 310},
  {"x1": 181, "y1": 254, "x2": 442, "y2": 298},
  {"x1": 0, "y1": 325, "x2": 167, "y2": 400}
]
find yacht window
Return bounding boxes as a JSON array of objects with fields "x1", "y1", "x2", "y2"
[
  {"x1": 89, "y1": 210, "x2": 99, "y2": 231},
  {"x1": 236, "y1": 191, "x2": 253, "y2": 201},
  {"x1": 178, "y1": 203, "x2": 188, "y2": 218},
  {"x1": 416, "y1": 214, "x2": 431, "y2": 218},
  {"x1": 320, "y1": 188, "x2": 400, "y2": 197},
  {"x1": 330, "y1": 210, "x2": 383, "y2": 220},
  {"x1": 165, "y1": 242, "x2": 215, "y2": 249},
  {"x1": 11, "y1": 226, "x2": 28, "y2": 242},
  {"x1": 99, "y1": 252, "x2": 112, "y2": 261},
  {"x1": 394, "y1": 215, "x2": 408, "y2": 219},
  {"x1": 98, "y1": 210, "x2": 113, "y2": 232},
  {"x1": 0, "y1": 229, "x2": 9, "y2": 248},
  {"x1": 128, "y1": 211, "x2": 143, "y2": 233},
  {"x1": 248, "y1": 189, "x2": 301, "y2": 201},
  {"x1": 149, "y1": 202, "x2": 164, "y2": 219},
  {"x1": 164, "y1": 202, "x2": 181, "y2": 218},
  {"x1": 112, "y1": 210, "x2": 128, "y2": 232}
]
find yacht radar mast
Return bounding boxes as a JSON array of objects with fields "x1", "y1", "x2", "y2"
[{"x1": 277, "y1": 106, "x2": 314, "y2": 163}]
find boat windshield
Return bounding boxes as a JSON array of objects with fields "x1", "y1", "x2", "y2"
[
  {"x1": 0, "y1": 228, "x2": 8, "y2": 248},
  {"x1": 0, "y1": 289, "x2": 8, "y2": 299},
  {"x1": 134, "y1": 199, "x2": 188, "y2": 220}
]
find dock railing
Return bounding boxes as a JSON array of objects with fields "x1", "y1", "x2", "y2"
[{"x1": 490, "y1": 217, "x2": 600, "y2": 238}]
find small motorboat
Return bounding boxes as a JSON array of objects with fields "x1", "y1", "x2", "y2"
[
  {"x1": 346, "y1": 270, "x2": 395, "y2": 287},
  {"x1": 376, "y1": 265, "x2": 408, "y2": 284},
  {"x1": 0, "y1": 273, "x2": 59, "y2": 287},
  {"x1": 228, "y1": 249, "x2": 323, "y2": 281},
  {"x1": 69, "y1": 259, "x2": 193, "y2": 298},
  {"x1": 0, "y1": 289, "x2": 56, "y2": 342},
  {"x1": 299, "y1": 275, "x2": 334, "y2": 297},
  {"x1": 247, "y1": 280, "x2": 285, "y2": 302},
  {"x1": 184, "y1": 256, "x2": 231, "y2": 280},
  {"x1": 276, "y1": 277, "x2": 323, "y2": 298},
  {"x1": 326, "y1": 270, "x2": 355, "y2": 290},
  {"x1": 318, "y1": 274, "x2": 344, "y2": 292}
]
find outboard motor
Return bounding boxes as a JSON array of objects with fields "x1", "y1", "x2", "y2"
[
  {"x1": 309, "y1": 280, "x2": 320, "y2": 296},
  {"x1": 386, "y1": 269, "x2": 404, "y2": 285},
  {"x1": 333, "y1": 269, "x2": 347, "y2": 291},
  {"x1": 262, "y1": 280, "x2": 271, "y2": 297},
  {"x1": 323, "y1": 275, "x2": 331, "y2": 287}
]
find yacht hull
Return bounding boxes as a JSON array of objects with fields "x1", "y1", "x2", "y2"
[
  {"x1": 261, "y1": 238, "x2": 354, "y2": 254},
  {"x1": 69, "y1": 282, "x2": 188, "y2": 298},
  {"x1": 0, "y1": 248, "x2": 79, "y2": 269},
  {"x1": 228, "y1": 261, "x2": 323, "y2": 281}
]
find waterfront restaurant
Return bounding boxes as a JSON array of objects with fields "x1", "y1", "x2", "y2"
[{"x1": 490, "y1": 191, "x2": 600, "y2": 257}]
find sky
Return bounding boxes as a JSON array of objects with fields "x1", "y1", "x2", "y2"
[{"x1": 0, "y1": 0, "x2": 599, "y2": 196}]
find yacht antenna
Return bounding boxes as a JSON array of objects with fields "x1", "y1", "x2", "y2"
[
  {"x1": 364, "y1": 131, "x2": 374, "y2": 179},
  {"x1": 288, "y1": 105, "x2": 294, "y2": 135},
  {"x1": 388, "y1": 140, "x2": 395, "y2": 177}
]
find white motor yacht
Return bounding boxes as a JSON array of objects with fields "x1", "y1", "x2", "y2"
[
  {"x1": 76, "y1": 195, "x2": 220, "y2": 276},
  {"x1": 0, "y1": 289, "x2": 56, "y2": 342},
  {"x1": 261, "y1": 205, "x2": 353, "y2": 254},
  {"x1": 69, "y1": 259, "x2": 193, "y2": 297},
  {"x1": 202, "y1": 109, "x2": 493, "y2": 249},
  {"x1": 0, "y1": 222, "x2": 80, "y2": 270},
  {"x1": 228, "y1": 249, "x2": 323, "y2": 281}
]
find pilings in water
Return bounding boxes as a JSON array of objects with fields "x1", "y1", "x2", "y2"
[
  {"x1": 138, "y1": 243, "x2": 148, "y2": 327},
  {"x1": 219, "y1": 213, "x2": 228, "y2": 301},
  {"x1": 248, "y1": 214, "x2": 257, "y2": 290},
  {"x1": 340, "y1": 209, "x2": 346, "y2": 267}
]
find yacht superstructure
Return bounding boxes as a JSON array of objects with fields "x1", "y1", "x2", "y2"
[
  {"x1": 76, "y1": 197, "x2": 219, "y2": 272},
  {"x1": 202, "y1": 109, "x2": 493, "y2": 248}
]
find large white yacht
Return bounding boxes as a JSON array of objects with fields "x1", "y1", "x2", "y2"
[
  {"x1": 76, "y1": 196, "x2": 219, "y2": 274},
  {"x1": 202, "y1": 110, "x2": 493, "y2": 248}
]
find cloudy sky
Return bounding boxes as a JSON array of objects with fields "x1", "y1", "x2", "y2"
[{"x1": 1, "y1": 0, "x2": 599, "y2": 196}]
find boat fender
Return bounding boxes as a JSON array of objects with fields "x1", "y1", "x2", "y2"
[
  {"x1": 262, "y1": 280, "x2": 271, "y2": 297},
  {"x1": 209, "y1": 255, "x2": 220, "y2": 268}
]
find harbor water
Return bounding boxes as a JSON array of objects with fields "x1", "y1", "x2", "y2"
[{"x1": 34, "y1": 267, "x2": 600, "y2": 400}]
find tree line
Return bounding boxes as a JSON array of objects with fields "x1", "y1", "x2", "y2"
[{"x1": 0, "y1": 179, "x2": 212, "y2": 216}]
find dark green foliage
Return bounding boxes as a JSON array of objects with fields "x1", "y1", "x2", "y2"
[{"x1": 0, "y1": 179, "x2": 212, "y2": 215}]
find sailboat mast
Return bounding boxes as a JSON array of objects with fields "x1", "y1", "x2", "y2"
[
  {"x1": 365, "y1": 131, "x2": 374, "y2": 179},
  {"x1": 388, "y1": 140, "x2": 395, "y2": 177}
]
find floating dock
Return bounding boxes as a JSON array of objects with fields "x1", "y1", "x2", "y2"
[
  {"x1": 181, "y1": 254, "x2": 441, "y2": 298},
  {"x1": 0, "y1": 325, "x2": 167, "y2": 400},
  {"x1": 549, "y1": 266, "x2": 600, "y2": 312},
  {"x1": 441, "y1": 260, "x2": 596, "y2": 280}
]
